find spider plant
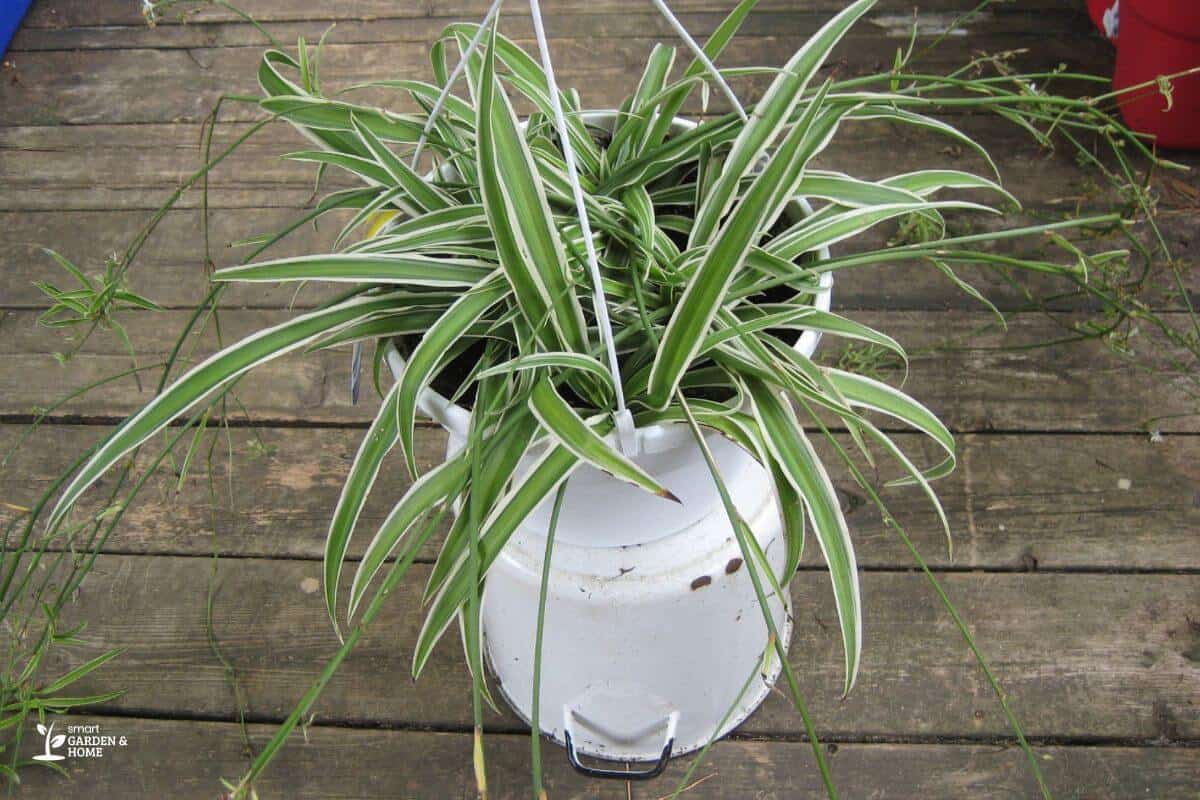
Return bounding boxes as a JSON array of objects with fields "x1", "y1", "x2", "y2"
[{"x1": 33, "y1": 0, "x2": 1166, "y2": 795}]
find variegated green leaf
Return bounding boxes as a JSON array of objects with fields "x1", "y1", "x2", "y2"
[
  {"x1": 395, "y1": 272, "x2": 509, "y2": 477},
  {"x1": 824, "y1": 368, "x2": 956, "y2": 480},
  {"x1": 350, "y1": 112, "x2": 456, "y2": 212},
  {"x1": 414, "y1": 441, "x2": 582, "y2": 677},
  {"x1": 444, "y1": 23, "x2": 601, "y2": 174},
  {"x1": 323, "y1": 380, "x2": 404, "y2": 629},
  {"x1": 723, "y1": 305, "x2": 908, "y2": 370},
  {"x1": 850, "y1": 105, "x2": 1000, "y2": 178},
  {"x1": 470, "y1": 25, "x2": 589, "y2": 354},
  {"x1": 646, "y1": 91, "x2": 849, "y2": 409},
  {"x1": 528, "y1": 376, "x2": 677, "y2": 501},
  {"x1": 745, "y1": 378, "x2": 861, "y2": 694},
  {"x1": 48, "y1": 293, "x2": 409, "y2": 531},
  {"x1": 881, "y1": 169, "x2": 1018, "y2": 206},
  {"x1": 349, "y1": 453, "x2": 470, "y2": 618},
  {"x1": 643, "y1": 0, "x2": 761, "y2": 148},
  {"x1": 767, "y1": 200, "x2": 999, "y2": 262},
  {"x1": 476, "y1": 352, "x2": 615, "y2": 391},
  {"x1": 689, "y1": 0, "x2": 876, "y2": 247},
  {"x1": 212, "y1": 254, "x2": 494, "y2": 287}
]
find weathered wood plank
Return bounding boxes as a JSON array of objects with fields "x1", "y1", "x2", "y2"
[
  {"x1": 0, "y1": 32, "x2": 1114, "y2": 126},
  {"x1": 6, "y1": 113, "x2": 1194, "y2": 212},
  {"x1": 10, "y1": 5, "x2": 1089, "y2": 50},
  {"x1": 27, "y1": 555, "x2": 1200, "y2": 740},
  {"x1": 3, "y1": 4, "x2": 1193, "y2": 796},
  {"x1": 3, "y1": 424, "x2": 1197, "y2": 570},
  {"x1": 3, "y1": 112, "x2": 1194, "y2": 313},
  {"x1": 4, "y1": 206, "x2": 1196, "y2": 312},
  {"x1": 19, "y1": 0, "x2": 1090, "y2": 30},
  {"x1": 0, "y1": 208, "x2": 326, "y2": 309},
  {"x1": 13, "y1": 716, "x2": 1199, "y2": 799},
  {"x1": 2, "y1": 308, "x2": 1195, "y2": 431}
]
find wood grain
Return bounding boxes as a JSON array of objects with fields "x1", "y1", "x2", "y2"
[
  {"x1": 23, "y1": 554, "x2": 1200, "y2": 741},
  {"x1": 3, "y1": 206, "x2": 1196, "y2": 312},
  {"x1": 0, "y1": 31, "x2": 1113, "y2": 126},
  {"x1": 19, "y1": 0, "x2": 1090, "y2": 29},
  {"x1": 3, "y1": 424, "x2": 1197, "y2": 570},
  {"x1": 10, "y1": 112, "x2": 1185, "y2": 212},
  {"x1": 3, "y1": 1, "x2": 1197, "y2": 794},
  {"x1": 12, "y1": 716, "x2": 1199, "y2": 799},
  {"x1": 2, "y1": 308, "x2": 1195, "y2": 431},
  {"x1": 12, "y1": 6, "x2": 1090, "y2": 51}
]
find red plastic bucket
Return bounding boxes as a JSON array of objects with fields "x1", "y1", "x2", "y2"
[{"x1": 1113, "y1": 0, "x2": 1200, "y2": 149}]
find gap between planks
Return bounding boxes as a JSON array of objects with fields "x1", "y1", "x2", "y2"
[
  {"x1": 5, "y1": 415, "x2": 1199, "y2": 436},
  {"x1": 35, "y1": 707, "x2": 1200, "y2": 749}
]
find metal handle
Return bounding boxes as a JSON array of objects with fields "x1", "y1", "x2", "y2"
[{"x1": 562, "y1": 709, "x2": 677, "y2": 781}]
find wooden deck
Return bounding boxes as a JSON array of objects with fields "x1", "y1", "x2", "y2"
[{"x1": 2, "y1": 0, "x2": 1199, "y2": 796}]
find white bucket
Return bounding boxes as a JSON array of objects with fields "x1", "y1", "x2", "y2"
[{"x1": 383, "y1": 112, "x2": 833, "y2": 770}]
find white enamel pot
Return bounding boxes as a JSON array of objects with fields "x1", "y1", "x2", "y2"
[{"x1": 384, "y1": 112, "x2": 832, "y2": 772}]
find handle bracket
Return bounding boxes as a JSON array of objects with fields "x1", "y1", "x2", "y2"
[{"x1": 562, "y1": 708, "x2": 677, "y2": 780}]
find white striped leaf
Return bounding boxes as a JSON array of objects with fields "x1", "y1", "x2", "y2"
[
  {"x1": 348, "y1": 453, "x2": 471, "y2": 619},
  {"x1": 350, "y1": 112, "x2": 456, "y2": 212},
  {"x1": 688, "y1": 0, "x2": 876, "y2": 247},
  {"x1": 322, "y1": 380, "x2": 404, "y2": 629},
  {"x1": 529, "y1": 376, "x2": 677, "y2": 501},
  {"x1": 394, "y1": 272, "x2": 509, "y2": 477},
  {"x1": 212, "y1": 254, "x2": 494, "y2": 287},
  {"x1": 47, "y1": 293, "x2": 410, "y2": 531},
  {"x1": 646, "y1": 93, "x2": 850, "y2": 409},
  {"x1": 413, "y1": 441, "x2": 582, "y2": 678},
  {"x1": 469, "y1": 25, "x2": 589, "y2": 354},
  {"x1": 745, "y1": 378, "x2": 861, "y2": 694}
]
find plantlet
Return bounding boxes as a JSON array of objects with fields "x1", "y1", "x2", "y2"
[{"x1": 34, "y1": 250, "x2": 162, "y2": 384}]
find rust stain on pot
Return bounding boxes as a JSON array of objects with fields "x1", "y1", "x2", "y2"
[
  {"x1": 690, "y1": 575, "x2": 712, "y2": 591},
  {"x1": 725, "y1": 558, "x2": 743, "y2": 575}
]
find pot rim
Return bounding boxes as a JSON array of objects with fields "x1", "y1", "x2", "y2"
[{"x1": 382, "y1": 110, "x2": 834, "y2": 444}]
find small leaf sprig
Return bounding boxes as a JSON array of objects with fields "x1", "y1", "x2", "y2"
[{"x1": 34, "y1": 249, "x2": 162, "y2": 386}]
